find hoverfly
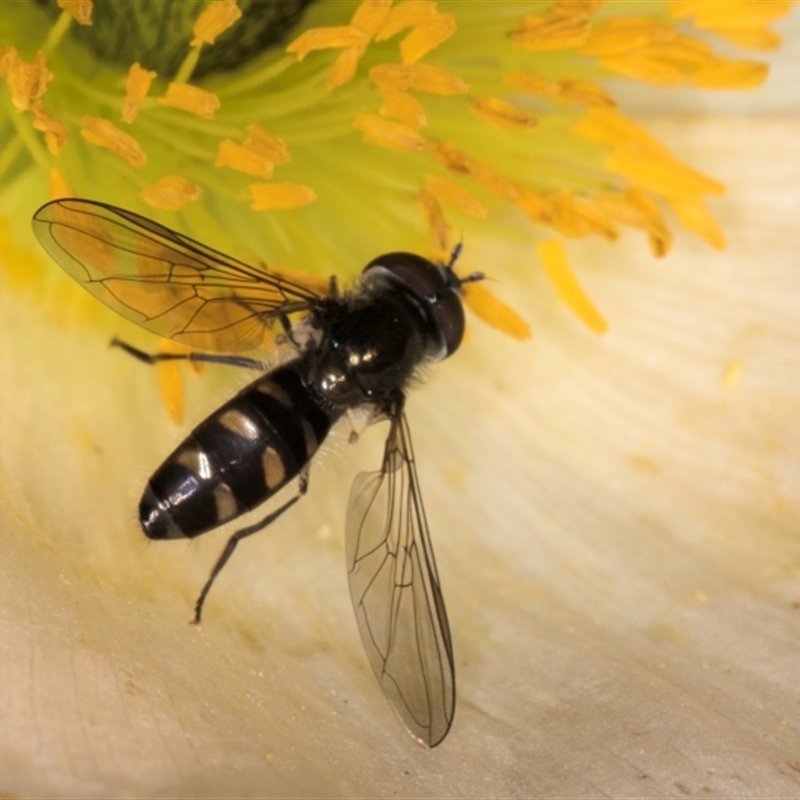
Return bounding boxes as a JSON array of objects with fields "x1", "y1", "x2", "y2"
[{"x1": 32, "y1": 198, "x2": 483, "y2": 748}]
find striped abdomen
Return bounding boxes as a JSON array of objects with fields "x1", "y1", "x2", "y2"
[{"x1": 140, "y1": 359, "x2": 338, "y2": 540}]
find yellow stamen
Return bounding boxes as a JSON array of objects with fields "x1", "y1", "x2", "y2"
[
  {"x1": 510, "y1": 14, "x2": 591, "y2": 51},
  {"x1": 580, "y1": 18, "x2": 678, "y2": 57},
  {"x1": 596, "y1": 53, "x2": 685, "y2": 87},
  {"x1": 400, "y1": 13, "x2": 456, "y2": 64},
  {"x1": 666, "y1": 196, "x2": 725, "y2": 250},
  {"x1": 429, "y1": 141, "x2": 517, "y2": 201},
  {"x1": 80, "y1": 117, "x2": 146, "y2": 167},
  {"x1": 327, "y1": 48, "x2": 363, "y2": 91},
  {"x1": 243, "y1": 125, "x2": 291, "y2": 165},
  {"x1": 469, "y1": 96, "x2": 537, "y2": 132},
  {"x1": 548, "y1": 189, "x2": 618, "y2": 241},
  {"x1": 56, "y1": 0, "x2": 93, "y2": 25},
  {"x1": 190, "y1": 0, "x2": 242, "y2": 47},
  {"x1": 351, "y1": 0, "x2": 393, "y2": 37},
  {"x1": 121, "y1": 63, "x2": 157, "y2": 124},
  {"x1": 504, "y1": 72, "x2": 615, "y2": 108},
  {"x1": 463, "y1": 282, "x2": 532, "y2": 341},
  {"x1": 424, "y1": 175, "x2": 487, "y2": 219},
  {"x1": 285, "y1": 26, "x2": 367, "y2": 62},
  {"x1": 557, "y1": 78, "x2": 616, "y2": 107},
  {"x1": 553, "y1": 0, "x2": 605, "y2": 14},
  {"x1": 606, "y1": 150, "x2": 724, "y2": 201},
  {"x1": 1, "y1": 49, "x2": 53, "y2": 112},
  {"x1": 216, "y1": 140, "x2": 275, "y2": 179},
  {"x1": 536, "y1": 239, "x2": 607, "y2": 334},
  {"x1": 379, "y1": 89, "x2": 427, "y2": 128},
  {"x1": 369, "y1": 62, "x2": 468, "y2": 95},
  {"x1": 140, "y1": 175, "x2": 202, "y2": 211},
  {"x1": 249, "y1": 182, "x2": 316, "y2": 211},
  {"x1": 515, "y1": 187, "x2": 552, "y2": 225},
  {"x1": 158, "y1": 83, "x2": 220, "y2": 120},
  {"x1": 30, "y1": 102, "x2": 68, "y2": 155},
  {"x1": 376, "y1": 1, "x2": 438, "y2": 40},
  {"x1": 594, "y1": 187, "x2": 671, "y2": 257},
  {"x1": 156, "y1": 340, "x2": 188, "y2": 426},
  {"x1": 690, "y1": 58, "x2": 768, "y2": 89},
  {"x1": 419, "y1": 188, "x2": 451, "y2": 254},
  {"x1": 573, "y1": 107, "x2": 671, "y2": 158},
  {"x1": 671, "y1": 0, "x2": 791, "y2": 50},
  {"x1": 49, "y1": 168, "x2": 72, "y2": 200},
  {"x1": 354, "y1": 114, "x2": 427, "y2": 152}
]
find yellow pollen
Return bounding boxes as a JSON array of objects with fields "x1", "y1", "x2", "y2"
[
  {"x1": 354, "y1": 114, "x2": 427, "y2": 152},
  {"x1": 351, "y1": 0, "x2": 393, "y2": 37},
  {"x1": 140, "y1": 175, "x2": 202, "y2": 211},
  {"x1": 159, "y1": 83, "x2": 221, "y2": 119},
  {"x1": 670, "y1": 0, "x2": 792, "y2": 51},
  {"x1": 503, "y1": 72, "x2": 615, "y2": 108},
  {"x1": 429, "y1": 141, "x2": 517, "y2": 201},
  {"x1": 249, "y1": 182, "x2": 316, "y2": 211},
  {"x1": 1, "y1": 48, "x2": 53, "y2": 112},
  {"x1": 400, "y1": 12, "x2": 456, "y2": 64},
  {"x1": 30, "y1": 102, "x2": 68, "y2": 155},
  {"x1": 690, "y1": 58, "x2": 768, "y2": 90},
  {"x1": 191, "y1": 0, "x2": 242, "y2": 47},
  {"x1": 536, "y1": 239, "x2": 607, "y2": 334},
  {"x1": 666, "y1": 196, "x2": 725, "y2": 250},
  {"x1": 379, "y1": 89, "x2": 427, "y2": 128},
  {"x1": 424, "y1": 175, "x2": 487, "y2": 219},
  {"x1": 419, "y1": 188, "x2": 451, "y2": 254},
  {"x1": 594, "y1": 188, "x2": 671, "y2": 257},
  {"x1": 245, "y1": 126, "x2": 290, "y2": 163},
  {"x1": 49, "y1": 168, "x2": 72, "y2": 200},
  {"x1": 515, "y1": 187, "x2": 552, "y2": 225},
  {"x1": 547, "y1": 189, "x2": 618, "y2": 241},
  {"x1": 554, "y1": 0, "x2": 605, "y2": 14},
  {"x1": 580, "y1": 18, "x2": 678, "y2": 57},
  {"x1": 369, "y1": 62, "x2": 468, "y2": 95},
  {"x1": 80, "y1": 117, "x2": 146, "y2": 167},
  {"x1": 286, "y1": 27, "x2": 367, "y2": 62},
  {"x1": 573, "y1": 107, "x2": 671, "y2": 158},
  {"x1": 510, "y1": 14, "x2": 591, "y2": 51},
  {"x1": 121, "y1": 63, "x2": 157, "y2": 124},
  {"x1": 580, "y1": 15, "x2": 773, "y2": 88},
  {"x1": 606, "y1": 150, "x2": 724, "y2": 202},
  {"x1": 216, "y1": 140, "x2": 275, "y2": 179},
  {"x1": 463, "y1": 283, "x2": 532, "y2": 341},
  {"x1": 327, "y1": 48, "x2": 363, "y2": 91},
  {"x1": 469, "y1": 96, "x2": 537, "y2": 132},
  {"x1": 57, "y1": 0, "x2": 93, "y2": 25},
  {"x1": 376, "y1": 1, "x2": 438, "y2": 40}
]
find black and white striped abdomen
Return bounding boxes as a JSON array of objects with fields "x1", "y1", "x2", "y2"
[{"x1": 140, "y1": 359, "x2": 338, "y2": 540}]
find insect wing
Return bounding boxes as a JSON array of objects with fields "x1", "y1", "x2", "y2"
[
  {"x1": 32, "y1": 198, "x2": 324, "y2": 352},
  {"x1": 346, "y1": 412, "x2": 455, "y2": 747}
]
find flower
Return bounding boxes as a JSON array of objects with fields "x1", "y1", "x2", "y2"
[{"x1": 0, "y1": 0, "x2": 798, "y2": 795}]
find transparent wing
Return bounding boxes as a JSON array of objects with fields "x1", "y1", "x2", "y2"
[
  {"x1": 32, "y1": 198, "x2": 325, "y2": 352},
  {"x1": 346, "y1": 410, "x2": 455, "y2": 747}
]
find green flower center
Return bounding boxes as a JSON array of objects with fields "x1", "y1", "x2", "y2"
[{"x1": 35, "y1": 0, "x2": 316, "y2": 78}]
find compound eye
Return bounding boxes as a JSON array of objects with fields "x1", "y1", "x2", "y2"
[
  {"x1": 363, "y1": 252, "x2": 466, "y2": 357},
  {"x1": 432, "y1": 289, "x2": 465, "y2": 356},
  {"x1": 363, "y1": 252, "x2": 445, "y2": 300}
]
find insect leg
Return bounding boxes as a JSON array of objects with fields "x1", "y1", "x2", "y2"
[
  {"x1": 192, "y1": 470, "x2": 310, "y2": 624},
  {"x1": 111, "y1": 338, "x2": 267, "y2": 370}
]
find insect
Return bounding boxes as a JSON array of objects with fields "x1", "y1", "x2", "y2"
[{"x1": 32, "y1": 198, "x2": 483, "y2": 748}]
